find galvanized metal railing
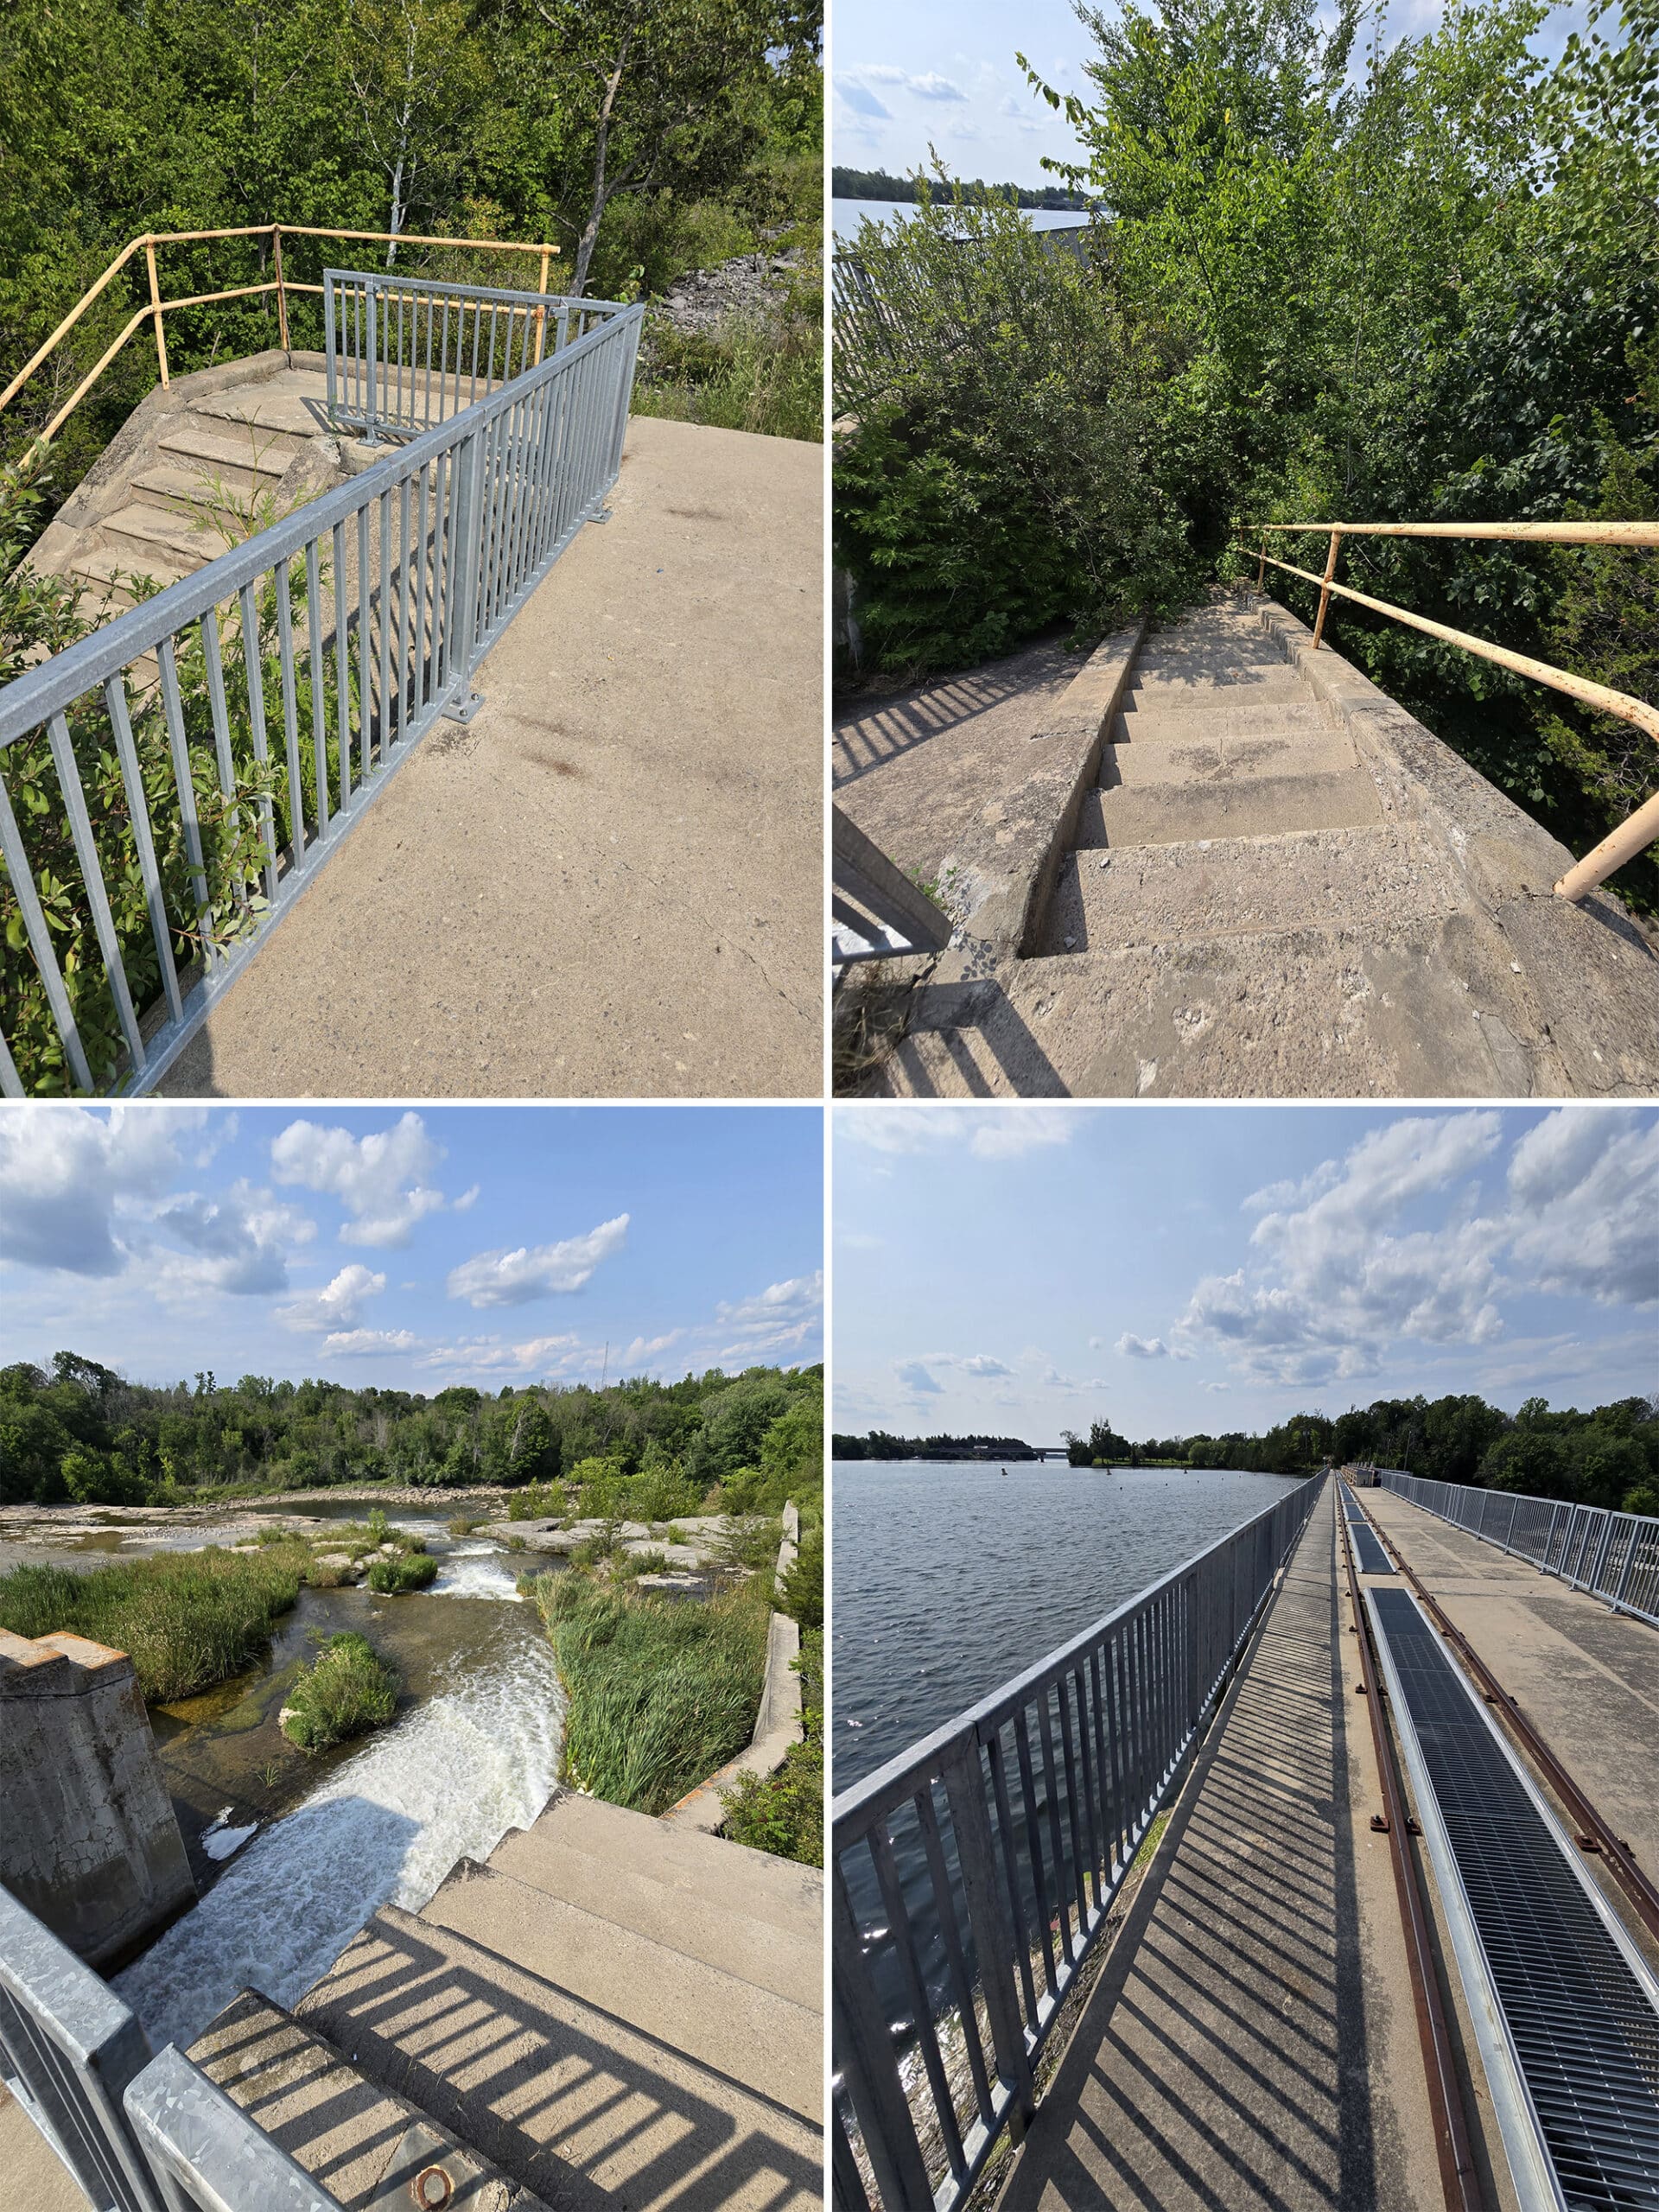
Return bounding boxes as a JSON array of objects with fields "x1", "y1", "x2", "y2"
[
  {"x1": 323, "y1": 269, "x2": 628, "y2": 442},
  {"x1": 1379, "y1": 1471, "x2": 1659, "y2": 1629},
  {"x1": 0, "y1": 276, "x2": 643, "y2": 1096},
  {"x1": 0, "y1": 224, "x2": 560, "y2": 448},
  {"x1": 0, "y1": 1885, "x2": 343, "y2": 2210},
  {"x1": 832, "y1": 804, "x2": 952, "y2": 969},
  {"x1": 1238, "y1": 519, "x2": 1659, "y2": 902},
  {"x1": 0, "y1": 1883, "x2": 163, "y2": 2212},
  {"x1": 831, "y1": 1471, "x2": 1323, "y2": 2211}
]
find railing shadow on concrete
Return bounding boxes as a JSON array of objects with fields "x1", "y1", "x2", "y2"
[
  {"x1": 1240, "y1": 519, "x2": 1659, "y2": 903},
  {"x1": 299, "y1": 1906, "x2": 823, "y2": 2209},
  {"x1": 0, "y1": 274, "x2": 643, "y2": 1098},
  {"x1": 1378, "y1": 1470, "x2": 1659, "y2": 1628},
  {"x1": 830, "y1": 1472, "x2": 1322, "y2": 2212}
]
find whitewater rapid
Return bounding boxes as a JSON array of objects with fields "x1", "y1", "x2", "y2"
[{"x1": 117, "y1": 1600, "x2": 563, "y2": 2054}]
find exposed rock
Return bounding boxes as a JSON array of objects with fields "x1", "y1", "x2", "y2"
[{"x1": 648, "y1": 247, "x2": 805, "y2": 341}]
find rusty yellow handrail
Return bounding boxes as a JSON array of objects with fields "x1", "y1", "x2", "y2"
[
  {"x1": 1240, "y1": 522, "x2": 1659, "y2": 902},
  {"x1": 0, "y1": 223, "x2": 559, "y2": 444}
]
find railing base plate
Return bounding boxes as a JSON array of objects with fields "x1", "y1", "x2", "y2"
[{"x1": 442, "y1": 688, "x2": 486, "y2": 725}]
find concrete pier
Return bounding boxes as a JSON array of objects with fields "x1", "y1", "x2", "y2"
[{"x1": 0, "y1": 1630, "x2": 194, "y2": 1967}]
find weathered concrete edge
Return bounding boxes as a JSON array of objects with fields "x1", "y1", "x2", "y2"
[
  {"x1": 664, "y1": 1503, "x2": 804, "y2": 1834},
  {"x1": 925, "y1": 622, "x2": 1146, "y2": 973}
]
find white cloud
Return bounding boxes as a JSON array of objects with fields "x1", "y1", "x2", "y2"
[
  {"x1": 150, "y1": 1181, "x2": 315, "y2": 1298},
  {"x1": 1116, "y1": 1333, "x2": 1168, "y2": 1358},
  {"x1": 0, "y1": 1107, "x2": 208, "y2": 1275},
  {"x1": 717, "y1": 1271, "x2": 823, "y2": 1327},
  {"x1": 277, "y1": 1262, "x2": 387, "y2": 1333},
  {"x1": 321, "y1": 1327, "x2": 418, "y2": 1357},
  {"x1": 620, "y1": 1330, "x2": 685, "y2": 1366},
  {"x1": 446, "y1": 1215, "x2": 629, "y2": 1307},
  {"x1": 850, "y1": 64, "x2": 967, "y2": 101},
  {"x1": 835, "y1": 76, "x2": 892, "y2": 118},
  {"x1": 1504, "y1": 1109, "x2": 1659, "y2": 1305},
  {"x1": 894, "y1": 1359, "x2": 944, "y2": 1395},
  {"x1": 417, "y1": 1333, "x2": 582, "y2": 1375},
  {"x1": 840, "y1": 1106, "x2": 1076, "y2": 1160},
  {"x1": 270, "y1": 1112, "x2": 452, "y2": 1247}
]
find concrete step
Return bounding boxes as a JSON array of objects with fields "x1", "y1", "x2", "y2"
[
  {"x1": 486, "y1": 1815, "x2": 820, "y2": 2008},
  {"x1": 192, "y1": 372, "x2": 331, "y2": 440},
  {"x1": 507, "y1": 1790, "x2": 823, "y2": 1942},
  {"x1": 1116, "y1": 698, "x2": 1332, "y2": 746},
  {"x1": 128, "y1": 461, "x2": 260, "y2": 522},
  {"x1": 1041, "y1": 823, "x2": 1463, "y2": 954},
  {"x1": 69, "y1": 544, "x2": 189, "y2": 607},
  {"x1": 98, "y1": 501, "x2": 232, "y2": 569},
  {"x1": 1103, "y1": 727, "x2": 1360, "y2": 789},
  {"x1": 421, "y1": 1859, "x2": 820, "y2": 2121},
  {"x1": 1077, "y1": 764, "x2": 1384, "y2": 849},
  {"x1": 296, "y1": 1905, "x2": 821, "y2": 2212},
  {"x1": 189, "y1": 1989, "x2": 549, "y2": 2210},
  {"x1": 1128, "y1": 666, "x2": 1310, "y2": 709},
  {"x1": 156, "y1": 420, "x2": 296, "y2": 489}
]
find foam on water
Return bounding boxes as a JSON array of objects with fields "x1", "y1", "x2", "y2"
[
  {"x1": 430, "y1": 1541, "x2": 525, "y2": 1602},
  {"x1": 117, "y1": 1625, "x2": 563, "y2": 2053}
]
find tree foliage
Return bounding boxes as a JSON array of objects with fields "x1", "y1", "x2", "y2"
[{"x1": 835, "y1": 0, "x2": 1659, "y2": 900}]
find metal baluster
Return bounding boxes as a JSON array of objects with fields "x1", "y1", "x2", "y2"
[
  {"x1": 984, "y1": 1725, "x2": 1039, "y2": 2031},
  {"x1": 830, "y1": 1868, "x2": 935, "y2": 2212},
  {"x1": 357, "y1": 504, "x2": 373, "y2": 782},
  {"x1": 102, "y1": 677, "x2": 182, "y2": 1026},
  {"x1": 0, "y1": 772, "x2": 95, "y2": 1091},
  {"x1": 1053, "y1": 1674, "x2": 1090, "y2": 1933},
  {"x1": 396, "y1": 478, "x2": 411, "y2": 740},
  {"x1": 1011, "y1": 1707, "x2": 1058, "y2": 2000},
  {"x1": 304, "y1": 541, "x2": 329, "y2": 836},
  {"x1": 333, "y1": 520, "x2": 352, "y2": 802},
  {"x1": 156, "y1": 636, "x2": 209, "y2": 929},
  {"x1": 237, "y1": 583, "x2": 276, "y2": 903},
  {"x1": 378, "y1": 489, "x2": 391, "y2": 752},
  {"x1": 45, "y1": 710, "x2": 145, "y2": 1075},
  {"x1": 274, "y1": 562, "x2": 304, "y2": 855},
  {"x1": 869, "y1": 1815, "x2": 967, "y2": 2185},
  {"x1": 913, "y1": 1788, "x2": 996, "y2": 2131}
]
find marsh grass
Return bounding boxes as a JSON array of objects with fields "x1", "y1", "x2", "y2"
[
  {"x1": 532, "y1": 1572, "x2": 769, "y2": 1815},
  {"x1": 365, "y1": 1552, "x2": 439, "y2": 1593},
  {"x1": 0, "y1": 1550, "x2": 302, "y2": 1701},
  {"x1": 280, "y1": 1631, "x2": 398, "y2": 1751}
]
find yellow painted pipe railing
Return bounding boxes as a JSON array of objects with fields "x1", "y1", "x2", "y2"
[
  {"x1": 1240, "y1": 521, "x2": 1659, "y2": 902},
  {"x1": 0, "y1": 224, "x2": 559, "y2": 446}
]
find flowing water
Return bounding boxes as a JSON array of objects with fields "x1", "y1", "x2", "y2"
[
  {"x1": 95, "y1": 1509, "x2": 567, "y2": 2055},
  {"x1": 832, "y1": 1461, "x2": 1303, "y2": 2031}
]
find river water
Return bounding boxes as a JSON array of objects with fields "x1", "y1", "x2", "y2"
[
  {"x1": 100, "y1": 1508, "x2": 566, "y2": 2055},
  {"x1": 832, "y1": 199, "x2": 1088, "y2": 244},
  {"x1": 832, "y1": 1460, "x2": 1304, "y2": 1796}
]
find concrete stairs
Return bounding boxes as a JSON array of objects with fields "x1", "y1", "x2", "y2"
[
  {"x1": 868, "y1": 593, "x2": 1659, "y2": 1096},
  {"x1": 186, "y1": 1791, "x2": 823, "y2": 2210},
  {"x1": 28, "y1": 358, "x2": 340, "y2": 635}
]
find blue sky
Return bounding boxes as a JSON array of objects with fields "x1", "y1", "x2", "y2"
[
  {"x1": 832, "y1": 1105, "x2": 1659, "y2": 1444},
  {"x1": 832, "y1": 0, "x2": 1598, "y2": 194},
  {"x1": 0, "y1": 1107, "x2": 823, "y2": 1393}
]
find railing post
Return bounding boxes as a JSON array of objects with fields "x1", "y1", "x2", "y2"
[
  {"x1": 442, "y1": 426, "x2": 487, "y2": 722},
  {"x1": 940, "y1": 1741, "x2": 1037, "y2": 2131},
  {"x1": 1313, "y1": 529, "x2": 1341, "y2": 648},
  {"x1": 1554, "y1": 785, "x2": 1659, "y2": 903},
  {"x1": 322, "y1": 274, "x2": 337, "y2": 424},
  {"x1": 364, "y1": 278, "x2": 379, "y2": 444},
  {"x1": 143, "y1": 239, "x2": 168, "y2": 387},
  {"x1": 533, "y1": 247, "x2": 550, "y2": 363},
  {"x1": 1255, "y1": 534, "x2": 1267, "y2": 590},
  {"x1": 273, "y1": 225, "x2": 289, "y2": 353}
]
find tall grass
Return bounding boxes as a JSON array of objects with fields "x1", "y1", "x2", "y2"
[
  {"x1": 632, "y1": 305, "x2": 823, "y2": 444},
  {"x1": 280, "y1": 1631, "x2": 398, "y2": 1751},
  {"x1": 0, "y1": 1550, "x2": 302, "y2": 1701},
  {"x1": 531, "y1": 1573, "x2": 768, "y2": 1815}
]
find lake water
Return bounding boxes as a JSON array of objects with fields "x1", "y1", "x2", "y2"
[
  {"x1": 832, "y1": 1460, "x2": 1303, "y2": 1796},
  {"x1": 833, "y1": 198, "x2": 1090, "y2": 244}
]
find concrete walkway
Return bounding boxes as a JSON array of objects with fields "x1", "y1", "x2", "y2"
[
  {"x1": 995, "y1": 1484, "x2": 1446, "y2": 2212},
  {"x1": 158, "y1": 415, "x2": 823, "y2": 1096},
  {"x1": 1362, "y1": 1486, "x2": 1659, "y2": 1878}
]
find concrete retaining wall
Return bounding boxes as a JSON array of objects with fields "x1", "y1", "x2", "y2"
[{"x1": 0, "y1": 1630, "x2": 194, "y2": 1967}]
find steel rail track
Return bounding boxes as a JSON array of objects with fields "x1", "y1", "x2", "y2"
[
  {"x1": 1347, "y1": 1486, "x2": 1659, "y2": 1947},
  {"x1": 1337, "y1": 1496, "x2": 1485, "y2": 2212}
]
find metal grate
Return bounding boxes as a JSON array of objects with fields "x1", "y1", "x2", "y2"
[
  {"x1": 1341, "y1": 1486, "x2": 1395, "y2": 1573},
  {"x1": 1370, "y1": 1586, "x2": 1659, "y2": 2210}
]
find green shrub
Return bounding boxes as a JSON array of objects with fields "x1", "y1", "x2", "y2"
[
  {"x1": 0, "y1": 1549, "x2": 301, "y2": 1701},
  {"x1": 532, "y1": 1573, "x2": 768, "y2": 1815},
  {"x1": 780, "y1": 1521, "x2": 823, "y2": 1630},
  {"x1": 366, "y1": 1552, "x2": 439, "y2": 1593},
  {"x1": 280, "y1": 1632, "x2": 398, "y2": 1751},
  {"x1": 720, "y1": 1628, "x2": 823, "y2": 1865}
]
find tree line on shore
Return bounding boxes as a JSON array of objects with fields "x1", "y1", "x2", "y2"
[
  {"x1": 0, "y1": 1350, "x2": 823, "y2": 1516},
  {"x1": 836, "y1": 1392, "x2": 1659, "y2": 1516},
  {"x1": 832, "y1": 168, "x2": 1088, "y2": 211}
]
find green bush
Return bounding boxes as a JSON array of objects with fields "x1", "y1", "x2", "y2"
[
  {"x1": 532, "y1": 1573, "x2": 768, "y2": 1815},
  {"x1": 720, "y1": 1627, "x2": 823, "y2": 1865},
  {"x1": 0, "y1": 1548, "x2": 301, "y2": 1701},
  {"x1": 780, "y1": 1520, "x2": 822, "y2": 1630},
  {"x1": 366, "y1": 1552, "x2": 439, "y2": 1593},
  {"x1": 280, "y1": 1631, "x2": 398, "y2": 1751}
]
